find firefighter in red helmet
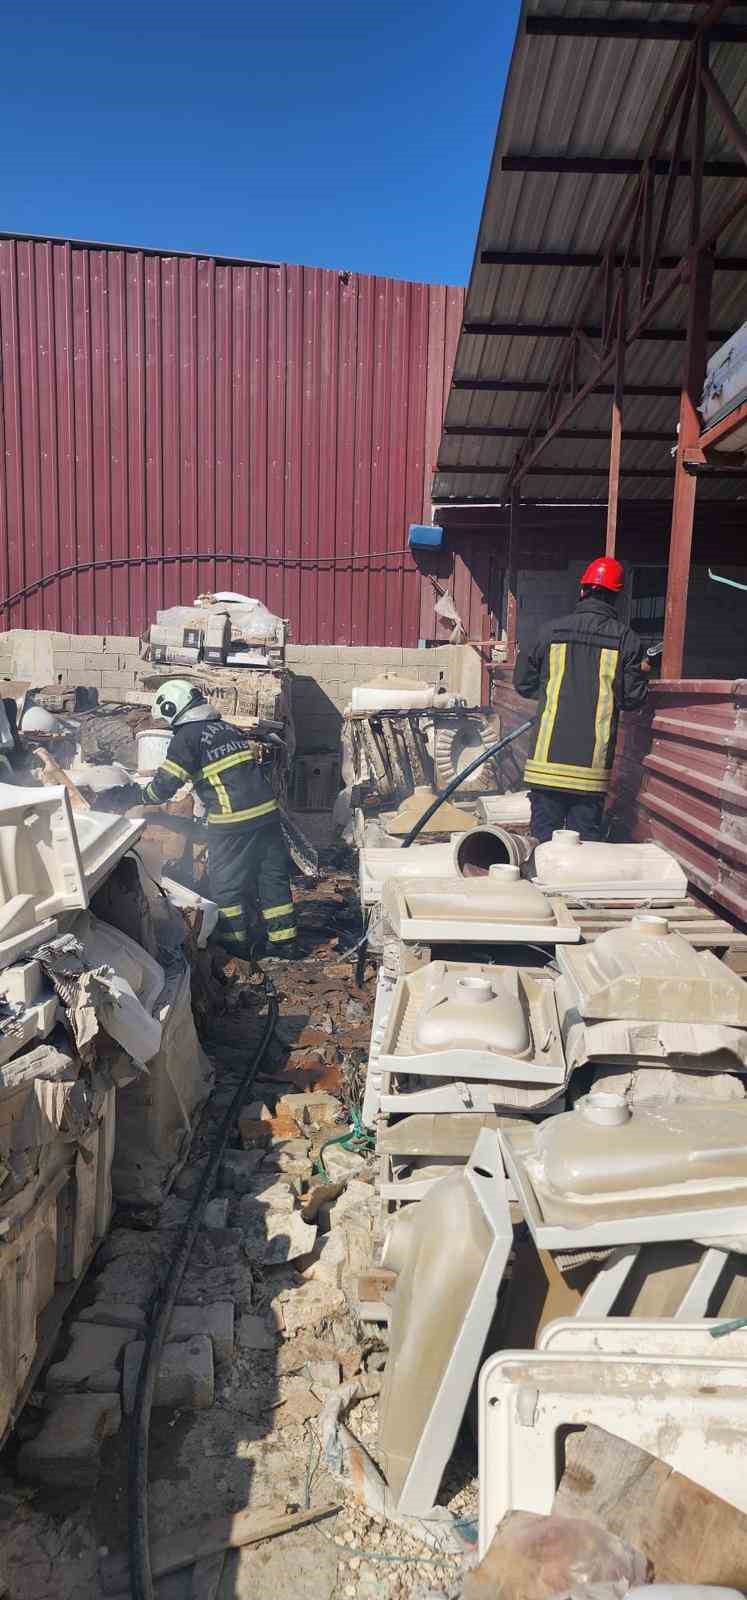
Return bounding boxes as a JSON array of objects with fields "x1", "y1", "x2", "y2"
[{"x1": 513, "y1": 556, "x2": 648, "y2": 843}]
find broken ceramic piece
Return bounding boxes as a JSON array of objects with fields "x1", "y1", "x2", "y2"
[
  {"x1": 478, "y1": 1349, "x2": 747, "y2": 1556},
  {"x1": 71, "y1": 913, "x2": 165, "y2": 1013},
  {"x1": 532, "y1": 832, "x2": 687, "y2": 903},
  {"x1": 475, "y1": 791, "x2": 532, "y2": 828},
  {"x1": 556, "y1": 972, "x2": 747, "y2": 1075},
  {"x1": 0, "y1": 783, "x2": 87, "y2": 964},
  {"x1": 378, "y1": 1128, "x2": 512, "y2": 1515},
  {"x1": 360, "y1": 844, "x2": 453, "y2": 908},
  {"x1": 0, "y1": 782, "x2": 145, "y2": 971},
  {"x1": 0, "y1": 959, "x2": 58, "y2": 1067},
  {"x1": 379, "y1": 961, "x2": 566, "y2": 1085},
  {"x1": 501, "y1": 1097, "x2": 747, "y2": 1246},
  {"x1": 557, "y1": 916, "x2": 747, "y2": 1025},
  {"x1": 384, "y1": 786, "x2": 476, "y2": 838},
  {"x1": 382, "y1": 869, "x2": 579, "y2": 945},
  {"x1": 72, "y1": 807, "x2": 145, "y2": 897}
]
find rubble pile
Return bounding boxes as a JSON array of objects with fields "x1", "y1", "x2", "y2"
[{"x1": 3, "y1": 669, "x2": 747, "y2": 1598}]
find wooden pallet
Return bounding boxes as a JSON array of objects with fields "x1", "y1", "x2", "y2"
[{"x1": 571, "y1": 895, "x2": 747, "y2": 956}]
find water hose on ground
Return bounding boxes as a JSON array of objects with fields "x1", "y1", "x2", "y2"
[
  {"x1": 128, "y1": 973, "x2": 280, "y2": 1600},
  {"x1": 399, "y1": 718, "x2": 535, "y2": 849}
]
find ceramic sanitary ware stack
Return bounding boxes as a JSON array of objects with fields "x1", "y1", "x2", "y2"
[
  {"x1": 0, "y1": 781, "x2": 211, "y2": 1447},
  {"x1": 367, "y1": 831, "x2": 747, "y2": 1542}
]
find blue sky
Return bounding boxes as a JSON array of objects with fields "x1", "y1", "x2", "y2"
[{"x1": 2, "y1": 1, "x2": 519, "y2": 285}]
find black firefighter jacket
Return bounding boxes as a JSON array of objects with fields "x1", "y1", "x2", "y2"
[
  {"x1": 143, "y1": 709, "x2": 278, "y2": 828},
  {"x1": 513, "y1": 596, "x2": 648, "y2": 794}
]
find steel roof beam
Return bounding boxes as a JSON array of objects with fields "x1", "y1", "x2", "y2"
[
  {"x1": 444, "y1": 425, "x2": 673, "y2": 442},
  {"x1": 480, "y1": 248, "x2": 747, "y2": 270},
  {"x1": 451, "y1": 377, "x2": 680, "y2": 396},
  {"x1": 525, "y1": 15, "x2": 747, "y2": 41},
  {"x1": 463, "y1": 320, "x2": 728, "y2": 342},
  {"x1": 431, "y1": 495, "x2": 737, "y2": 505},
  {"x1": 435, "y1": 464, "x2": 747, "y2": 479},
  {"x1": 501, "y1": 155, "x2": 744, "y2": 177}
]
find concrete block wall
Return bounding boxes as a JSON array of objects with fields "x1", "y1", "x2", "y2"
[
  {"x1": 0, "y1": 630, "x2": 141, "y2": 697},
  {"x1": 0, "y1": 631, "x2": 483, "y2": 751},
  {"x1": 286, "y1": 643, "x2": 482, "y2": 750}
]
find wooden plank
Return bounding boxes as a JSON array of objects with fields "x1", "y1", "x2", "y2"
[
  {"x1": 555, "y1": 1426, "x2": 747, "y2": 1585},
  {"x1": 100, "y1": 1502, "x2": 341, "y2": 1595},
  {"x1": 33, "y1": 747, "x2": 91, "y2": 810},
  {"x1": 0, "y1": 1239, "x2": 98, "y2": 1452}
]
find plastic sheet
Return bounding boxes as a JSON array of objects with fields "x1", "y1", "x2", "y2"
[{"x1": 468, "y1": 1511, "x2": 648, "y2": 1600}]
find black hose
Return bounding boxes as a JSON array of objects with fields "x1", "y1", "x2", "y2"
[
  {"x1": 399, "y1": 718, "x2": 536, "y2": 848},
  {"x1": 128, "y1": 974, "x2": 280, "y2": 1600}
]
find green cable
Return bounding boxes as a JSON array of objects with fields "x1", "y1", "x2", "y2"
[{"x1": 313, "y1": 1104, "x2": 375, "y2": 1180}]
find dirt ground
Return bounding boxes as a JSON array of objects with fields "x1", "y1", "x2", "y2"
[{"x1": 0, "y1": 863, "x2": 478, "y2": 1600}]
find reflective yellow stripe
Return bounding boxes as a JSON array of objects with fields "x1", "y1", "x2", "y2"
[
  {"x1": 162, "y1": 758, "x2": 191, "y2": 782},
  {"x1": 525, "y1": 758, "x2": 611, "y2": 783},
  {"x1": 533, "y1": 642, "x2": 566, "y2": 765},
  {"x1": 592, "y1": 647, "x2": 618, "y2": 771},
  {"x1": 524, "y1": 760, "x2": 610, "y2": 793},
  {"x1": 207, "y1": 772, "x2": 232, "y2": 814},
  {"x1": 267, "y1": 925, "x2": 297, "y2": 943},
  {"x1": 221, "y1": 930, "x2": 248, "y2": 945},
  {"x1": 201, "y1": 750, "x2": 256, "y2": 779},
  {"x1": 217, "y1": 904, "x2": 244, "y2": 919},
  {"x1": 263, "y1": 902, "x2": 294, "y2": 920},
  {"x1": 143, "y1": 783, "x2": 159, "y2": 802},
  {"x1": 207, "y1": 800, "x2": 278, "y2": 825}
]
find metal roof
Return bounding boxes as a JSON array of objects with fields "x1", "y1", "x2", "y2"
[{"x1": 434, "y1": 0, "x2": 747, "y2": 504}]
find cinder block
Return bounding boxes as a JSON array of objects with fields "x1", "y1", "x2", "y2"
[
  {"x1": 102, "y1": 635, "x2": 138, "y2": 656},
  {"x1": 122, "y1": 1334, "x2": 214, "y2": 1414},
  {"x1": 98, "y1": 654, "x2": 133, "y2": 674},
  {"x1": 70, "y1": 635, "x2": 105, "y2": 653},
  {"x1": 17, "y1": 1393, "x2": 121, "y2": 1489},
  {"x1": 167, "y1": 1302, "x2": 234, "y2": 1365},
  {"x1": 51, "y1": 633, "x2": 73, "y2": 651},
  {"x1": 300, "y1": 646, "x2": 340, "y2": 663},
  {"x1": 66, "y1": 671, "x2": 102, "y2": 689},
  {"x1": 101, "y1": 670, "x2": 134, "y2": 689},
  {"x1": 46, "y1": 1321, "x2": 134, "y2": 1393},
  {"x1": 54, "y1": 653, "x2": 88, "y2": 674}
]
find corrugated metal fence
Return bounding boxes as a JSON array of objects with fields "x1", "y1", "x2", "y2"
[
  {"x1": 0, "y1": 236, "x2": 466, "y2": 643},
  {"x1": 613, "y1": 679, "x2": 747, "y2": 925}
]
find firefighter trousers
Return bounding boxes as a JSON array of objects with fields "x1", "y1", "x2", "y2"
[
  {"x1": 528, "y1": 787, "x2": 606, "y2": 844},
  {"x1": 208, "y1": 819, "x2": 296, "y2": 956}
]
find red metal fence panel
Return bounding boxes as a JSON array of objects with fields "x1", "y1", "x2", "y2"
[
  {"x1": 490, "y1": 667, "x2": 747, "y2": 926},
  {"x1": 613, "y1": 679, "x2": 747, "y2": 924},
  {"x1": 0, "y1": 238, "x2": 466, "y2": 645}
]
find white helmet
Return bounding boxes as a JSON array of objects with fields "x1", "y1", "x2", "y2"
[{"x1": 152, "y1": 679, "x2": 206, "y2": 727}]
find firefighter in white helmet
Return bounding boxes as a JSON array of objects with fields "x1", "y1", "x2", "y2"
[{"x1": 106, "y1": 678, "x2": 297, "y2": 959}]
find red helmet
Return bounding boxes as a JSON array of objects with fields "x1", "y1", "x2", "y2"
[{"x1": 580, "y1": 556, "x2": 625, "y2": 593}]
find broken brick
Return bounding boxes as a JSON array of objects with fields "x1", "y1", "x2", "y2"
[{"x1": 18, "y1": 1393, "x2": 121, "y2": 1489}]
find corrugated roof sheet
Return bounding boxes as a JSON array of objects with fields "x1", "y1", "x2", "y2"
[{"x1": 435, "y1": 0, "x2": 747, "y2": 503}]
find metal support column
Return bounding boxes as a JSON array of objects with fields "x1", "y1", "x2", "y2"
[
  {"x1": 662, "y1": 44, "x2": 713, "y2": 680},
  {"x1": 606, "y1": 274, "x2": 626, "y2": 556},
  {"x1": 506, "y1": 490, "x2": 520, "y2": 667}
]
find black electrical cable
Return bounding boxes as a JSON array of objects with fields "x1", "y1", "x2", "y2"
[
  {"x1": 0, "y1": 547, "x2": 414, "y2": 614},
  {"x1": 399, "y1": 718, "x2": 536, "y2": 848},
  {"x1": 128, "y1": 974, "x2": 279, "y2": 1600}
]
